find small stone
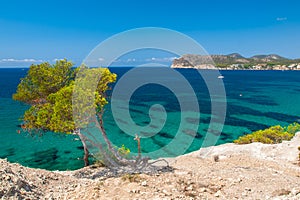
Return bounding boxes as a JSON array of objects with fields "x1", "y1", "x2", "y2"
[
  {"x1": 290, "y1": 188, "x2": 300, "y2": 195},
  {"x1": 200, "y1": 188, "x2": 207, "y2": 193},
  {"x1": 236, "y1": 178, "x2": 242, "y2": 183},
  {"x1": 214, "y1": 190, "x2": 222, "y2": 197},
  {"x1": 213, "y1": 155, "x2": 220, "y2": 162},
  {"x1": 272, "y1": 188, "x2": 291, "y2": 196},
  {"x1": 141, "y1": 181, "x2": 147, "y2": 186},
  {"x1": 242, "y1": 192, "x2": 247, "y2": 197},
  {"x1": 174, "y1": 171, "x2": 189, "y2": 176},
  {"x1": 162, "y1": 189, "x2": 171, "y2": 196},
  {"x1": 131, "y1": 189, "x2": 140, "y2": 194},
  {"x1": 186, "y1": 185, "x2": 193, "y2": 191},
  {"x1": 5, "y1": 175, "x2": 11, "y2": 181}
]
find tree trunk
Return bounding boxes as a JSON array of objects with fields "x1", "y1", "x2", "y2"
[
  {"x1": 77, "y1": 129, "x2": 89, "y2": 166},
  {"x1": 96, "y1": 113, "x2": 134, "y2": 166}
]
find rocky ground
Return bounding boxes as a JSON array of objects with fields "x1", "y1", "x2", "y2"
[{"x1": 1, "y1": 133, "x2": 300, "y2": 200}]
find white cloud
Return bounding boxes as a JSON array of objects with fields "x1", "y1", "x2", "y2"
[
  {"x1": 276, "y1": 17, "x2": 287, "y2": 21},
  {"x1": 0, "y1": 58, "x2": 45, "y2": 63},
  {"x1": 126, "y1": 58, "x2": 136, "y2": 62},
  {"x1": 23, "y1": 58, "x2": 42, "y2": 62},
  {"x1": 109, "y1": 56, "x2": 178, "y2": 66},
  {"x1": 53, "y1": 58, "x2": 65, "y2": 62},
  {"x1": 1, "y1": 58, "x2": 15, "y2": 62},
  {"x1": 164, "y1": 56, "x2": 178, "y2": 61},
  {"x1": 145, "y1": 56, "x2": 178, "y2": 62},
  {"x1": 98, "y1": 57, "x2": 105, "y2": 62}
]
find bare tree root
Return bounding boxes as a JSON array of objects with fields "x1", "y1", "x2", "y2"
[
  {"x1": 78, "y1": 118, "x2": 173, "y2": 176},
  {"x1": 74, "y1": 158, "x2": 174, "y2": 180}
]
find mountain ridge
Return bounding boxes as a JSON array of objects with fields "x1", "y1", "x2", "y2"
[{"x1": 171, "y1": 53, "x2": 300, "y2": 70}]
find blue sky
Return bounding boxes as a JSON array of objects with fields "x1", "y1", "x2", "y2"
[{"x1": 0, "y1": 0, "x2": 299, "y2": 66}]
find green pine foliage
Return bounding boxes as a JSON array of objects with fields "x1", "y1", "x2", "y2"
[
  {"x1": 234, "y1": 123, "x2": 300, "y2": 144},
  {"x1": 13, "y1": 59, "x2": 117, "y2": 134},
  {"x1": 13, "y1": 60, "x2": 75, "y2": 104}
]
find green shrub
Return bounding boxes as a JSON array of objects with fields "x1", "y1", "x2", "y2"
[
  {"x1": 286, "y1": 122, "x2": 300, "y2": 134},
  {"x1": 93, "y1": 144, "x2": 131, "y2": 167},
  {"x1": 121, "y1": 173, "x2": 142, "y2": 182},
  {"x1": 118, "y1": 144, "x2": 130, "y2": 157},
  {"x1": 234, "y1": 123, "x2": 300, "y2": 144}
]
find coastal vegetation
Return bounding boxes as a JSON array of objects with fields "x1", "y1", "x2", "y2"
[
  {"x1": 13, "y1": 59, "x2": 117, "y2": 166},
  {"x1": 94, "y1": 144, "x2": 131, "y2": 167},
  {"x1": 234, "y1": 122, "x2": 300, "y2": 144},
  {"x1": 12, "y1": 60, "x2": 163, "y2": 173}
]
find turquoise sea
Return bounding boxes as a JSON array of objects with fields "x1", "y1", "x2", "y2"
[{"x1": 1, "y1": 68, "x2": 300, "y2": 170}]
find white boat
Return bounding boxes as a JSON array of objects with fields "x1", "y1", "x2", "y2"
[{"x1": 218, "y1": 75, "x2": 224, "y2": 79}]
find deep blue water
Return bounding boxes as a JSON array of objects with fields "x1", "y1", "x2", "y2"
[{"x1": 1, "y1": 68, "x2": 300, "y2": 170}]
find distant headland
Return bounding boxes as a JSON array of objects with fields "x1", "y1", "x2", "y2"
[{"x1": 171, "y1": 53, "x2": 300, "y2": 70}]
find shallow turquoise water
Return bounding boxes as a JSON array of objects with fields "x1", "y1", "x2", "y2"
[{"x1": 1, "y1": 68, "x2": 300, "y2": 170}]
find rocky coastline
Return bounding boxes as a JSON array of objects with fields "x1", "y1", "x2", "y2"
[
  {"x1": 1, "y1": 132, "x2": 300, "y2": 199},
  {"x1": 171, "y1": 54, "x2": 300, "y2": 70}
]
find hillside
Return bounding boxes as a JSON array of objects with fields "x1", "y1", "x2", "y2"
[{"x1": 171, "y1": 53, "x2": 300, "y2": 70}]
